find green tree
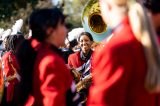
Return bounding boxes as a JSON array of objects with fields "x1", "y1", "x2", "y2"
[
  {"x1": 0, "y1": 0, "x2": 53, "y2": 36},
  {"x1": 0, "y1": 0, "x2": 88, "y2": 35},
  {"x1": 63, "y1": 0, "x2": 88, "y2": 31}
]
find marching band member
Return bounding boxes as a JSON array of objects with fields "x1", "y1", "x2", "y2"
[
  {"x1": 68, "y1": 32, "x2": 93, "y2": 105},
  {"x1": 1, "y1": 34, "x2": 24, "y2": 104},
  {"x1": 14, "y1": 8, "x2": 81, "y2": 106},
  {"x1": 87, "y1": 0, "x2": 160, "y2": 106}
]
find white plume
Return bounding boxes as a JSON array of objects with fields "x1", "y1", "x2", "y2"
[
  {"x1": 65, "y1": 38, "x2": 69, "y2": 45},
  {"x1": 65, "y1": 27, "x2": 84, "y2": 45},
  {"x1": 67, "y1": 27, "x2": 85, "y2": 42},
  {"x1": 28, "y1": 29, "x2": 32, "y2": 38},
  {"x1": 11, "y1": 19, "x2": 23, "y2": 35},
  {"x1": 1, "y1": 29, "x2": 12, "y2": 40}
]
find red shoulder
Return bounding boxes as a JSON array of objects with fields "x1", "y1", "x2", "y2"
[
  {"x1": 2, "y1": 51, "x2": 10, "y2": 61},
  {"x1": 68, "y1": 51, "x2": 80, "y2": 59}
]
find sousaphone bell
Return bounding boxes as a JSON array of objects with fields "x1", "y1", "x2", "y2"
[{"x1": 81, "y1": 0, "x2": 111, "y2": 42}]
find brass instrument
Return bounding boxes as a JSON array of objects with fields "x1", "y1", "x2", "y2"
[
  {"x1": 71, "y1": 68, "x2": 92, "y2": 104},
  {"x1": 82, "y1": 0, "x2": 111, "y2": 42},
  {"x1": 76, "y1": 75, "x2": 92, "y2": 92},
  {"x1": 70, "y1": 68, "x2": 92, "y2": 92},
  {"x1": 70, "y1": 68, "x2": 81, "y2": 83}
]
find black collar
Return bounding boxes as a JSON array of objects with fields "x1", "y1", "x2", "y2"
[{"x1": 80, "y1": 49, "x2": 92, "y2": 62}]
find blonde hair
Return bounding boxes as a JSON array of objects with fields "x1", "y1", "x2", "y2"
[
  {"x1": 107, "y1": 0, "x2": 127, "y2": 6},
  {"x1": 104, "y1": 0, "x2": 129, "y2": 15},
  {"x1": 128, "y1": 2, "x2": 160, "y2": 93}
]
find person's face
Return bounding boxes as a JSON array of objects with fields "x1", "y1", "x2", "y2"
[
  {"x1": 46, "y1": 21, "x2": 67, "y2": 47},
  {"x1": 55, "y1": 22, "x2": 67, "y2": 47},
  {"x1": 79, "y1": 35, "x2": 92, "y2": 53}
]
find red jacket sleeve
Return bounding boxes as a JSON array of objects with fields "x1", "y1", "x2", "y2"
[
  {"x1": 67, "y1": 52, "x2": 84, "y2": 69},
  {"x1": 68, "y1": 54, "x2": 73, "y2": 68}
]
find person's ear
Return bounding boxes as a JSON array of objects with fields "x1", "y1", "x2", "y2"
[{"x1": 46, "y1": 27, "x2": 54, "y2": 36}]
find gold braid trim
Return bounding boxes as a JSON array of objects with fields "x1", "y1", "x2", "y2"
[{"x1": 5, "y1": 54, "x2": 18, "y2": 82}]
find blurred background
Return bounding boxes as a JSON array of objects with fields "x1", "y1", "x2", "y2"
[{"x1": 0, "y1": 0, "x2": 88, "y2": 37}]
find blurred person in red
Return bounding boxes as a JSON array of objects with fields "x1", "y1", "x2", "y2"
[
  {"x1": 1, "y1": 34, "x2": 24, "y2": 104},
  {"x1": 87, "y1": 0, "x2": 160, "y2": 106},
  {"x1": 13, "y1": 8, "x2": 81, "y2": 106}
]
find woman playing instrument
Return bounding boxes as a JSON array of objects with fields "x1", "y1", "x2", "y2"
[
  {"x1": 68, "y1": 32, "x2": 93, "y2": 77},
  {"x1": 14, "y1": 8, "x2": 81, "y2": 106},
  {"x1": 68, "y1": 32, "x2": 93, "y2": 105}
]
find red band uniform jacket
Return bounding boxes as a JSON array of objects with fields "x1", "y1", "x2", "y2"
[
  {"x1": 87, "y1": 17, "x2": 160, "y2": 106},
  {"x1": 25, "y1": 41, "x2": 73, "y2": 106},
  {"x1": 2, "y1": 51, "x2": 19, "y2": 102},
  {"x1": 68, "y1": 51, "x2": 85, "y2": 69}
]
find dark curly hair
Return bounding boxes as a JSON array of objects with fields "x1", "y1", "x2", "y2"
[
  {"x1": 29, "y1": 8, "x2": 65, "y2": 42},
  {"x1": 78, "y1": 32, "x2": 93, "y2": 42},
  {"x1": 7, "y1": 34, "x2": 25, "y2": 53}
]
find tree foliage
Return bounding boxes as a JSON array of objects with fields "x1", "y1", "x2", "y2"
[{"x1": 0, "y1": 0, "x2": 88, "y2": 35}]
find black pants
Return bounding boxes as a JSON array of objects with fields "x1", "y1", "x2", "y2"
[{"x1": 0, "y1": 87, "x2": 13, "y2": 106}]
